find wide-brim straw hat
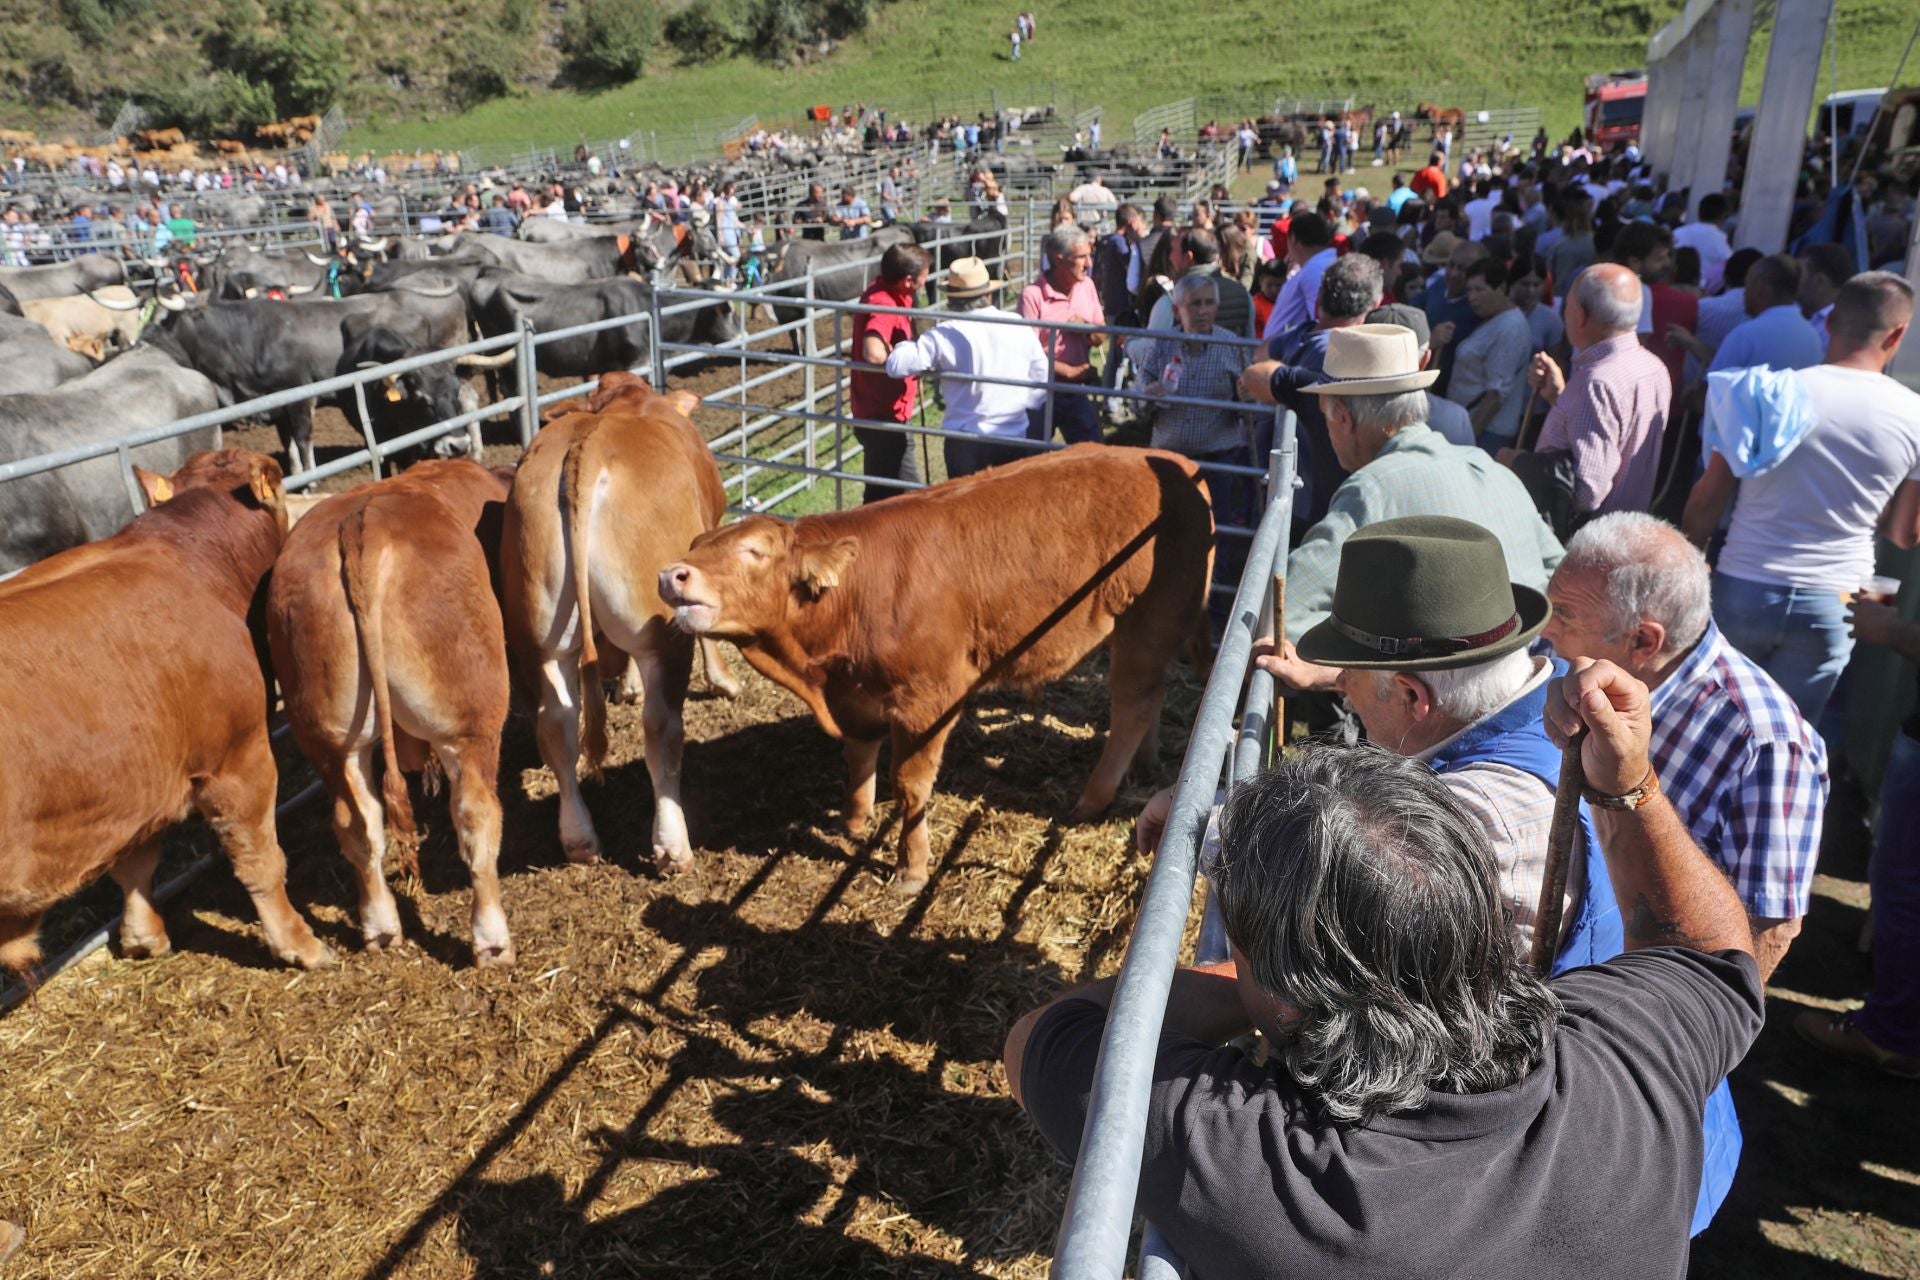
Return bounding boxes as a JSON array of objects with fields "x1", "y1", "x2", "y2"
[
  {"x1": 1297, "y1": 516, "x2": 1551, "y2": 671},
  {"x1": 1421, "y1": 229, "x2": 1461, "y2": 265},
  {"x1": 1307, "y1": 323, "x2": 1439, "y2": 396},
  {"x1": 944, "y1": 256, "x2": 1004, "y2": 298}
]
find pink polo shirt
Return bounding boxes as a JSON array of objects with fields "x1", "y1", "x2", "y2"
[{"x1": 1017, "y1": 273, "x2": 1105, "y2": 371}]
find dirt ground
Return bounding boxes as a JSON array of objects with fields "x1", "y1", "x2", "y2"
[{"x1": 4, "y1": 318, "x2": 1917, "y2": 1278}]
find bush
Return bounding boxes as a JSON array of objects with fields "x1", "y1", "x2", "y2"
[
  {"x1": 446, "y1": 29, "x2": 524, "y2": 108},
  {"x1": 134, "y1": 69, "x2": 275, "y2": 135},
  {"x1": 817, "y1": 0, "x2": 871, "y2": 39},
  {"x1": 208, "y1": 0, "x2": 345, "y2": 117},
  {"x1": 663, "y1": 0, "x2": 737, "y2": 62},
  {"x1": 741, "y1": 0, "x2": 808, "y2": 61},
  {"x1": 561, "y1": 0, "x2": 659, "y2": 84}
]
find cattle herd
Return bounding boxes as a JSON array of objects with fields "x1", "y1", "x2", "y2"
[{"x1": 0, "y1": 361, "x2": 1215, "y2": 984}]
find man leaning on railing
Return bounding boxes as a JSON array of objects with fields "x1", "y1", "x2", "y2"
[{"x1": 1005, "y1": 657, "x2": 1763, "y2": 1277}]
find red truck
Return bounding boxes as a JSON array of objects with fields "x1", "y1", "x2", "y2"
[{"x1": 1584, "y1": 71, "x2": 1648, "y2": 146}]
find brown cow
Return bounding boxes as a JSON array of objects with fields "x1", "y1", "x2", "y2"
[
  {"x1": 266, "y1": 460, "x2": 517, "y2": 966},
  {"x1": 658, "y1": 445, "x2": 1214, "y2": 891},
  {"x1": 0, "y1": 450, "x2": 331, "y2": 978},
  {"x1": 502, "y1": 371, "x2": 732, "y2": 871}
]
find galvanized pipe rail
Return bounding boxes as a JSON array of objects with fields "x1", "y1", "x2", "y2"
[{"x1": 1048, "y1": 424, "x2": 1297, "y2": 1280}]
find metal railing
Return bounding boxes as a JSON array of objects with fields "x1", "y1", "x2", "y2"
[{"x1": 1051, "y1": 425, "x2": 1298, "y2": 1280}]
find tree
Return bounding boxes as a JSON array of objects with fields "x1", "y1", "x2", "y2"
[{"x1": 561, "y1": 0, "x2": 659, "y2": 84}]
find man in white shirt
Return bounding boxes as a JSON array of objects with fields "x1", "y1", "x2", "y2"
[
  {"x1": 1683, "y1": 271, "x2": 1920, "y2": 722},
  {"x1": 1673, "y1": 194, "x2": 1733, "y2": 294},
  {"x1": 885, "y1": 257, "x2": 1048, "y2": 479},
  {"x1": 1461, "y1": 180, "x2": 1498, "y2": 242}
]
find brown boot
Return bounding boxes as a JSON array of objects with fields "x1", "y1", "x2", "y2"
[{"x1": 1794, "y1": 1009, "x2": 1920, "y2": 1079}]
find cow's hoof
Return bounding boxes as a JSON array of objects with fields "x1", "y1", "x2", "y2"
[
  {"x1": 364, "y1": 928, "x2": 402, "y2": 952},
  {"x1": 289, "y1": 939, "x2": 337, "y2": 970},
  {"x1": 652, "y1": 846, "x2": 694, "y2": 875},
  {"x1": 563, "y1": 839, "x2": 603, "y2": 866},
  {"x1": 120, "y1": 933, "x2": 172, "y2": 960},
  {"x1": 1068, "y1": 798, "x2": 1107, "y2": 825},
  {"x1": 473, "y1": 942, "x2": 515, "y2": 969},
  {"x1": 844, "y1": 812, "x2": 872, "y2": 839},
  {"x1": 889, "y1": 872, "x2": 929, "y2": 896}
]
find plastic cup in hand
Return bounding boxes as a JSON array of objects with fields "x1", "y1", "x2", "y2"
[{"x1": 1860, "y1": 575, "x2": 1901, "y2": 606}]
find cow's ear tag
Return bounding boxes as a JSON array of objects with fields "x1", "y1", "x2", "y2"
[
  {"x1": 796, "y1": 537, "x2": 860, "y2": 595},
  {"x1": 134, "y1": 467, "x2": 174, "y2": 509},
  {"x1": 385, "y1": 385, "x2": 405, "y2": 402}
]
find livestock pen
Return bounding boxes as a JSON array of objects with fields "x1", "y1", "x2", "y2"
[{"x1": 0, "y1": 211, "x2": 1296, "y2": 1278}]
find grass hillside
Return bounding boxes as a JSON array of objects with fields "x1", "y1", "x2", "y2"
[
  {"x1": 1, "y1": 0, "x2": 1914, "y2": 152},
  {"x1": 335, "y1": 0, "x2": 1920, "y2": 154}
]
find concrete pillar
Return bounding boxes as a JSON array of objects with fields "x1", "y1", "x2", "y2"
[
  {"x1": 1640, "y1": 54, "x2": 1684, "y2": 176},
  {"x1": 1735, "y1": 0, "x2": 1837, "y2": 252},
  {"x1": 1892, "y1": 212, "x2": 1920, "y2": 387},
  {"x1": 1687, "y1": 0, "x2": 1756, "y2": 217},
  {"x1": 1667, "y1": 12, "x2": 1722, "y2": 201}
]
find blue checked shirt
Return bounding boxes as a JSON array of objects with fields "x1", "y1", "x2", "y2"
[
  {"x1": 1285, "y1": 424, "x2": 1565, "y2": 642},
  {"x1": 1649, "y1": 620, "x2": 1829, "y2": 920}
]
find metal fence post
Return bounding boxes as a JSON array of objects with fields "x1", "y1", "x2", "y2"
[
  {"x1": 353, "y1": 378, "x2": 384, "y2": 480},
  {"x1": 803, "y1": 264, "x2": 818, "y2": 491},
  {"x1": 516, "y1": 319, "x2": 539, "y2": 447},
  {"x1": 646, "y1": 287, "x2": 663, "y2": 381},
  {"x1": 832, "y1": 304, "x2": 846, "y2": 511}
]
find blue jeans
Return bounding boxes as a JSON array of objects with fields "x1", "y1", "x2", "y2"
[
  {"x1": 1027, "y1": 391, "x2": 1100, "y2": 446},
  {"x1": 944, "y1": 433, "x2": 1030, "y2": 480},
  {"x1": 1858, "y1": 729, "x2": 1920, "y2": 1055},
  {"x1": 1710, "y1": 572, "x2": 1853, "y2": 724}
]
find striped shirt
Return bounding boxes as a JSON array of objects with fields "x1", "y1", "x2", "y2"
[
  {"x1": 1649, "y1": 621, "x2": 1829, "y2": 920},
  {"x1": 1534, "y1": 332, "x2": 1671, "y2": 515},
  {"x1": 1136, "y1": 327, "x2": 1253, "y2": 459}
]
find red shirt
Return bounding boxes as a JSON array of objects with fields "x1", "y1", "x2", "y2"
[
  {"x1": 1410, "y1": 165, "x2": 1449, "y2": 202},
  {"x1": 1648, "y1": 284, "x2": 1699, "y2": 396},
  {"x1": 1268, "y1": 213, "x2": 1292, "y2": 266},
  {"x1": 850, "y1": 277, "x2": 917, "y2": 421}
]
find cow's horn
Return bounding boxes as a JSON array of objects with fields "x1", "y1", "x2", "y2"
[
  {"x1": 455, "y1": 349, "x2": 517, "y2": 368},
  {"x1": 157, "y1": 293, "x2": 188, "y2": 312},
  {"x1": 357, "y1": 236, "x2": 392, "y2": 253},
  {"x1": 85, "y1": 288, "x2": 141, "y2": 311},
  {"x1": 284, "y1": 284, "x2": 314, "y2": 295},
  {"x1": 244, "y1": 287, "x2": 259, "y2": 299},
  {"x1": 354, "y1": 361, "x2": 383, "y2": 370},
  {"x1": 305, "y1": 251, "x2": 330, "y2": 265}
]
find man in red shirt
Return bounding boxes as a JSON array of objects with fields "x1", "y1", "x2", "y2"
[
  {"x1": 851, "y1": 243, "x2": 933, "y2": 502},
  {"x1": 1410, "y1": 150, "x2": 1450, "y2": 203}
]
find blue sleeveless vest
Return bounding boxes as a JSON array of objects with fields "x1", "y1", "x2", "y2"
[{"x1": 1428, "y1": 667, "x2": 1740, "y2": 1237}]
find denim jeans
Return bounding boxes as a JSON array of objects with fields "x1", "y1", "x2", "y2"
[
  {"x1": 1027, "y1": 391, "x2": 1101, "y2": 446},
  {"x1": 1858, "y1": 728, "x2": 1920, "y2": 1054},
  {"x1": 944, "y1": 433, "x2": 1031, "y2": 480},
  {"x1": 1710, "y1": 571, "x2": 1853, "y2": 724}
]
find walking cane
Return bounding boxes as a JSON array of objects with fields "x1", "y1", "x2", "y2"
[
  {"x1": 1527, "y1": 731, "x2": 1586, "y2": 978},
  {"x1": 1513, "y1": 380, "x2": 1544, "y2": 453}
]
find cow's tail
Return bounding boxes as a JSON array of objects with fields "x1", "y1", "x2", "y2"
[
  {"x1": 341, "y1": 507, "x2": 421, "y2": 877},
  {"x1": 562, "y1": 439, "x2": 609, "y2": 780}
]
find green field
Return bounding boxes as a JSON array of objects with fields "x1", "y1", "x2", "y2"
[{"x1": 345, "y1": 0, "x2": 1918, "y2": 156}]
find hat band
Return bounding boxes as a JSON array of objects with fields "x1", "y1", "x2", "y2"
[{"x1": 1327, "y1": 610, "x2": 1521, "y2": 658}]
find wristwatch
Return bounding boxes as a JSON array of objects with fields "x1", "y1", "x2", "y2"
[{"x1": 1583, "y1": 765, "x2": 1661, "y2": 811}]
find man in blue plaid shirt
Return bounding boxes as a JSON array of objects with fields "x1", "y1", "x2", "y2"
[{"x1": 1544, "y1": 512, "x2": 1828, "y2": 979}]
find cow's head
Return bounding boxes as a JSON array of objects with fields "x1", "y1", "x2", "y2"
[
  {"x1": 136, "y1": 448, "x2": 288, "y2": 535},
  {"x1": 659, "y1": 517, "x2": 858, "y2": 638}
]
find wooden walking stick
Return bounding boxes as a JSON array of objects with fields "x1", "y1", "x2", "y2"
[
  {"x1": 1528, "y1": 730, "x2": 1587, "y2": 978},
  {"x1": 1513, "y1": 380, "x2": 1544, "y2": 453}
]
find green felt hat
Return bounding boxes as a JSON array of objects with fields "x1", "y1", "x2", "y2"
[{"x1": 1296, "y1": 516, "x2": 1551, "y2": 671}]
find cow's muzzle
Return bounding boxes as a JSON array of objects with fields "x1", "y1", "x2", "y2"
[{"x1": 658, "y1": 564, "x2": 716, "y2": 632}]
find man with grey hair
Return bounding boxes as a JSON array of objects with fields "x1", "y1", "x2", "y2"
[
  {"x1": 1008, "y1": 596, "x2": 1762, "y2": 1271},
  {"x1": 1545, "y1": 511, "x2": 1827, "y2": 980},
  {"x1": 1017, "y1": 223, "x2": 1106, "y2": 444},
  {"x1": 1238, "y1": 253, "x2": 1383, "y2": 525},
  {"x1": 1512, "y1": 261, "x2": 1670, "y2": 516},
  {"x1": 1252, "y1": 326, "x2": 1562, "y2": 680}
]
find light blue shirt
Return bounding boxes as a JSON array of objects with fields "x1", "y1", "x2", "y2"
[
  {"x1": 1708, "y1": 304, "x2": 1823, "y2": 375},
  {"x1": 1387, "y1": 186, "x2": 1417, "y2": 213},
  {"x1": 1262, "y1": 246, "x2": 1336, "y2": 342}
]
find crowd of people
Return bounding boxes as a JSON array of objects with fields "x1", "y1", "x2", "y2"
[{"x1": 827, "y1": 122, "x2": 1920, "y2": 1270}]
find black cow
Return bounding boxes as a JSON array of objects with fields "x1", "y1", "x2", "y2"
[
  {"x1": 142, "y1": 288, "x2": 486, "y2": 475},
  {"x1": 440, "y1": 233, "x2": 654, "y2": 284},
  {"x1": 473, "y1": 272, "x2": 738, "y2": 380},
  {"x1": 335, "y1": 326, "x2": 490, "y2": 468},
  {"x1": 764, "y1": 227, "x2": 916, "y2": 347}
]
